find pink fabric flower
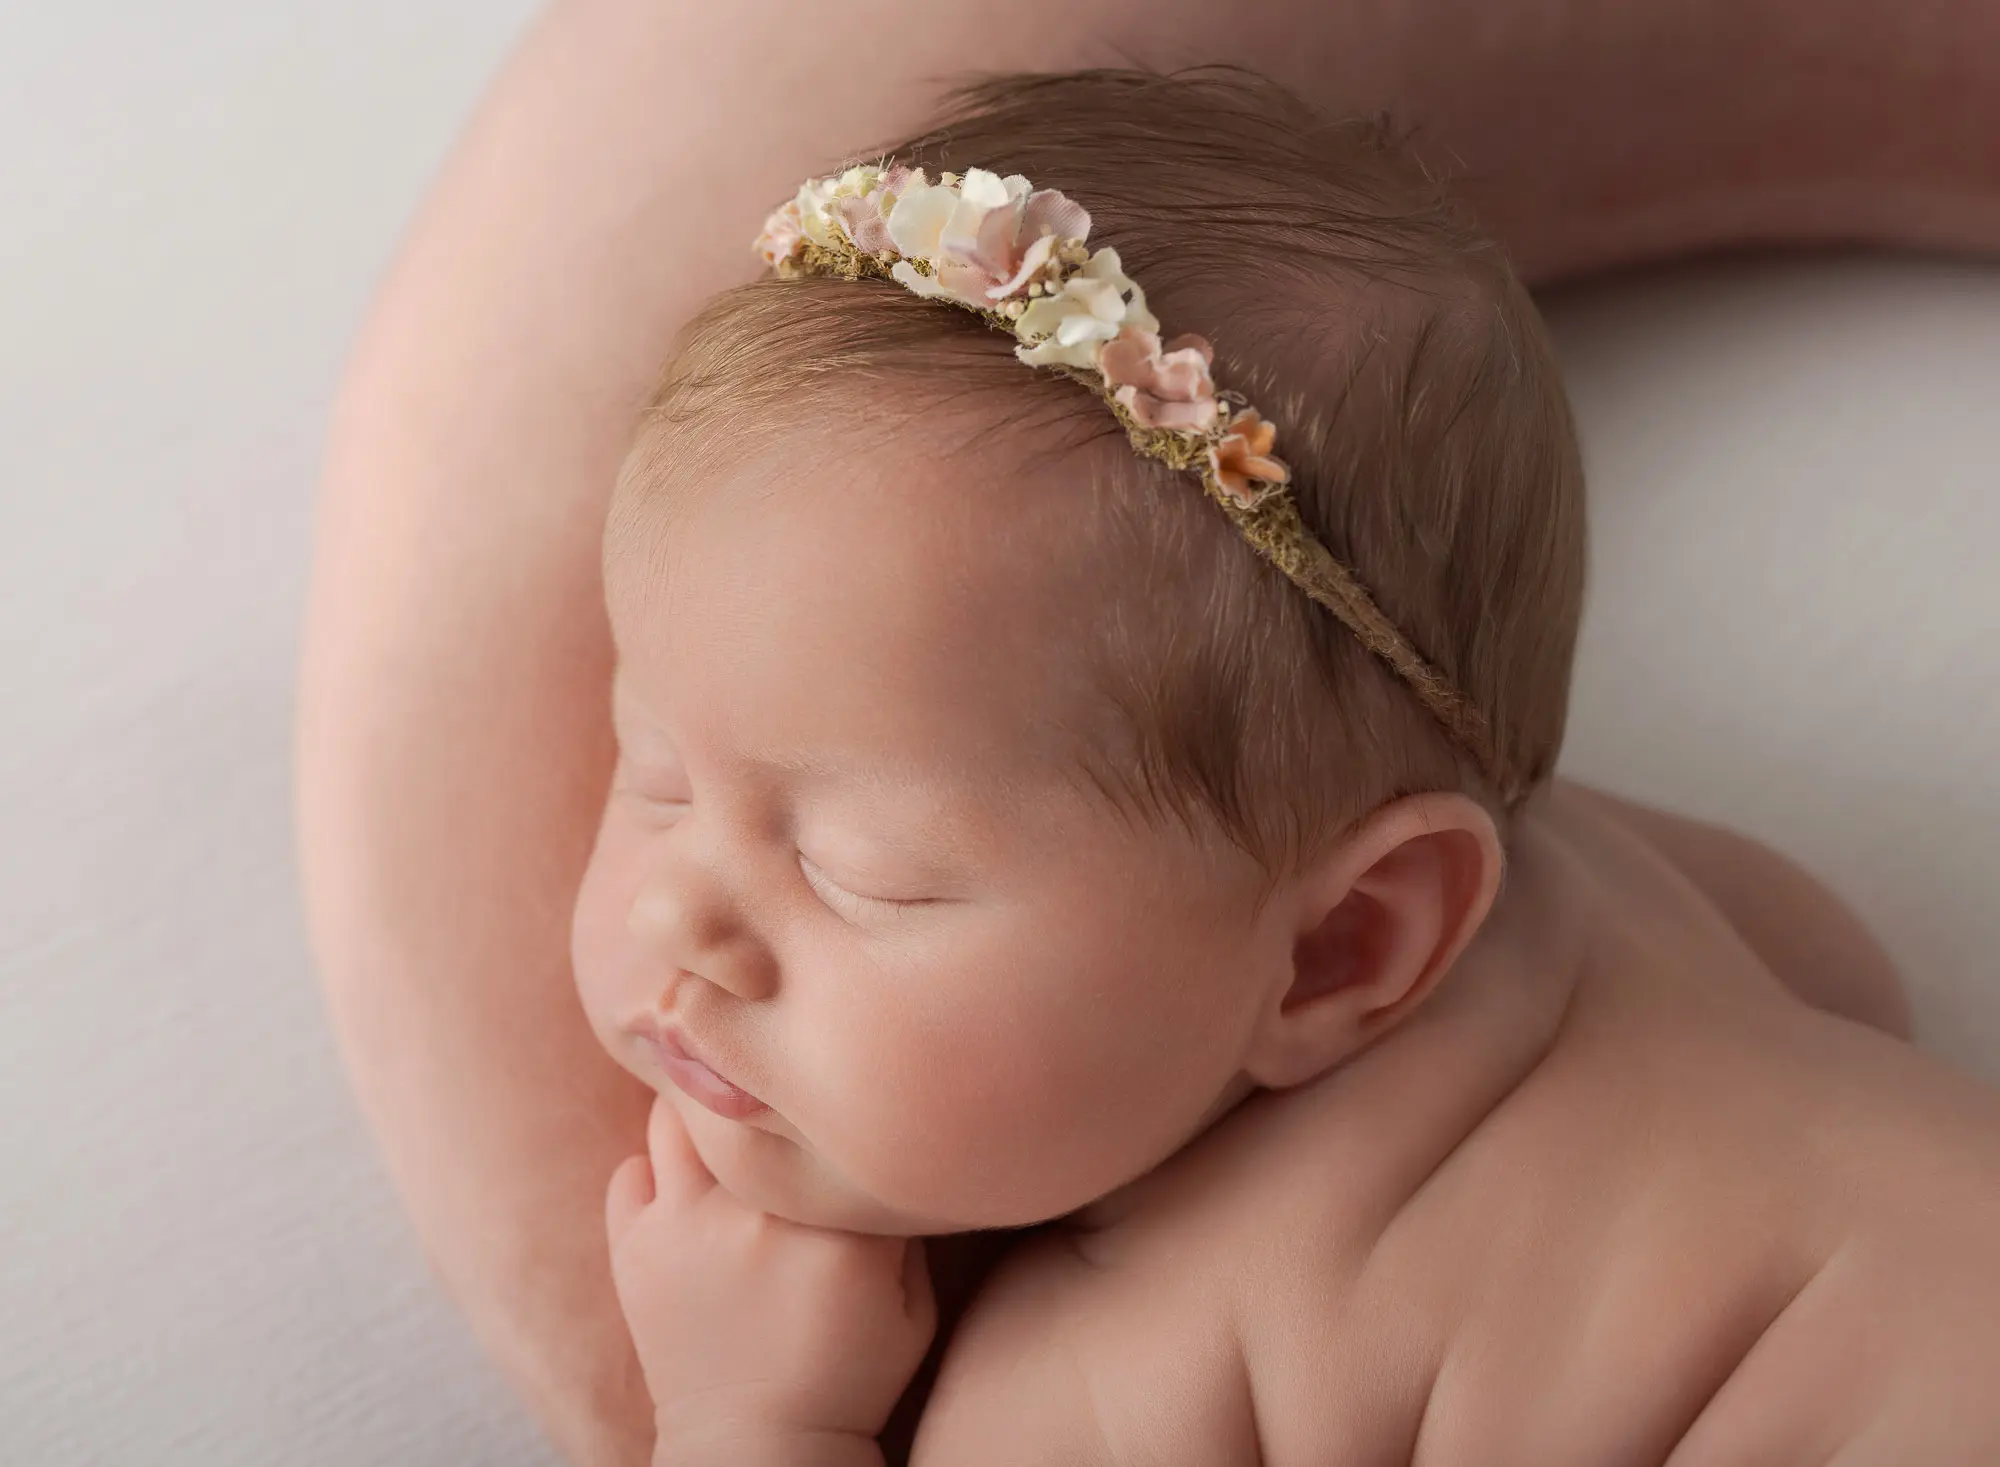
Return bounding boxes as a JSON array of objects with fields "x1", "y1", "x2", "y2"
[
  {"x1": 1099, "y1": 328, "x2": 1219, "y2": 431},
  {"x1": 953, "y1": 183, "x2": 1089, "y2": 300},
  {"x1": 890, "y1": 169, "x2": 1090, "y2": 305},
  {"x1": 754, "y1": 198, "x2": 804, "y2": 268},
  {"x1": 835, "y1": 165, "x2": 914, "y2": 256},
  {"x1": 1209, "y1": 409, "x2": 1290, "y2": 506}
]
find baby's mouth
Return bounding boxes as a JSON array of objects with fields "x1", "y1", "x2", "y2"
[{"x1": 638, "y1": 1022, "x2": 769, "y2": 1121}]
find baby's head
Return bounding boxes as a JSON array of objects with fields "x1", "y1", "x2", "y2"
[{"x1": 573, "y1": 69, "x2": 1585, "y2": 1235}]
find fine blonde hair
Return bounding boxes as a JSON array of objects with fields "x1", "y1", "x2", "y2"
[{"x1": 618, "y1": 67, "x2": 1587, "y2": 874}]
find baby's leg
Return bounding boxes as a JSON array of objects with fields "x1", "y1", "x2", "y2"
[{"x1": 1562, "y1": 782, "x2": 1911, "y2": 1039}]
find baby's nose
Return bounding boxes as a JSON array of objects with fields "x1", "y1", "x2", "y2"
[{"x1": 627, "y1": 864, "x2": 776, "y2": 1002}]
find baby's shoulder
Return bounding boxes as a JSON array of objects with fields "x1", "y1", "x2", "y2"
[{"x1": 1537, "y1": 778, "x2": 1910, "y2": 1032}]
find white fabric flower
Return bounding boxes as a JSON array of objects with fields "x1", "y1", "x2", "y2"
[
  {"x1": 886, "y1": 168, "x2": 1015, "y2": 259},
  {"x1": 790, "y1": 166, "x2": 882, "y2": 244},
  {"x1": 794, "y1": 175, "x2": 844, "y2": 248},
  {"x1": 1013, "y1": 247, "x2": 1159, "y2": 368},
  {"x1": 882, "y1": 173, "x2": 954, "y2": 259},
  {"x1": 832, "y1": 164, "x2": 885, "y2": 196}
]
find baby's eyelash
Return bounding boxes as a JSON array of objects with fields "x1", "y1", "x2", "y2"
[
  {"x1": 798, "y1": 853, "x2": 922, "y2": 921},
  {"x1": 612, "y1": 758, "x2": 690, "y2": 810},
  {"x1": 622, "y1": 787, "x2": 689, "y2": 816}
]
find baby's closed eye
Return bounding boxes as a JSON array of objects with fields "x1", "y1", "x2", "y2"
[
  {"x1": 611, "y1": 749, "x2": 692, "y2": 807},
  {"x1": 797, "y1": 851, "x2": 936, "y2": 921}
]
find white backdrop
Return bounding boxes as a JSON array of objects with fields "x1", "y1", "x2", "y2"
[{"x1": 2, "y1": 5, "x2": 1996, "y2": 1465}]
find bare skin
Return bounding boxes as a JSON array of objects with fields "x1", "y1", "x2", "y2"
[
  {"x1": 298, "y1": 2, "x2": 2000, "y2": 1463},
  {"x1": 572, "y1": 420, "x2": 1965, "y2": 1464},
  {"x1": 1568, "y1": 785, "x2": 1911, "y2": 1039},
  {"x1": 913, "y1": 782, "x2": 2000, "y2": 1464}
]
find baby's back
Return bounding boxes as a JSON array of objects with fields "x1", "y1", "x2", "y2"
[{"x1": 913, "y1": 786, "x2": 2000, "y2": 1466}]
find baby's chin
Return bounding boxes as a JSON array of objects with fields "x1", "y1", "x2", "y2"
[{"x1": 673, "y1": 1092, "x2": 943, "y2": 1237}]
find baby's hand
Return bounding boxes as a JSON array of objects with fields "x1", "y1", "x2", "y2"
[{"x1": 605, "y1": 1096, "x2": 936, "y2": 1467}]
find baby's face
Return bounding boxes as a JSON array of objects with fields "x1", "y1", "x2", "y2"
[{"x1": 573, "y1": 431, "x2": 1280, "y2": 1234}]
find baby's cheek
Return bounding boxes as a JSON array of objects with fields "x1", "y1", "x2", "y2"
[
  {"x1": 568, "y1": 827, "x2": 642, "y2": 1049},
  {"x1": 823, "y1": 984, "x2": 1137, "y2": 1227}
]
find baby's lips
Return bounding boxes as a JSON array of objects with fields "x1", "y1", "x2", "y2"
[{"x1": 640, "y1": 1022, "x2": 770, "y2": 1121}]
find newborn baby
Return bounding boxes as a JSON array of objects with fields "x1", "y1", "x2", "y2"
[{"x1": 570, "y1": 69, "x2": 2000, "y2": 1466}]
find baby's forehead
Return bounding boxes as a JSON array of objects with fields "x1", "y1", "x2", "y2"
[
  {"x1": 615, "y1": 417, "x2": 1113, "y2": 648},
  {"x1": 607, "y1": 419, "x2": 1135, "y2": 773}
]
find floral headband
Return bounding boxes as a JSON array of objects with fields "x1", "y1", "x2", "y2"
[{"x1": 755, "y1": 163, "x2": 1511, "y2": 800}]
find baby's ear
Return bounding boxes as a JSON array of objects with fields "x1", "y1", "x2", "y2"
[{"x1": 1241, "y1": 792, "x2": 1504, "y2": 1090}]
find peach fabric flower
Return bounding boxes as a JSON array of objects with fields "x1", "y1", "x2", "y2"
[
  {"x1": 754, "y1": 198, "x2": 804, "y2": 268},
  {"x1": 1209, "y1": 408, "x2": 1290, "y2": 505},
  {"x1": 1099, "y1": 328, "x2": 1219, "y2": 431},
  {"x1": 889, "y1": 168, "x2": 1090, "y2": 306},
  {"x1": 835, "y1": 164, "x2": 914, "y2": 256}
]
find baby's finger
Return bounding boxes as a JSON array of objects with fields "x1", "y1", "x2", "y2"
[
  {"x1": 604, "y1": 1153, "x2": 655, "y2": 1250},
  {"x1": 644, "y1": 1092, "x2": 716, "y2": 1205}
]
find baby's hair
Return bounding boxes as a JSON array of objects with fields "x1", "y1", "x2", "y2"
[{"x1": 617, "y1": 66, "x2": 1586, "y2": 875}]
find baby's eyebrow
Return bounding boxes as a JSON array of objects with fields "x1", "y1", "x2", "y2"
[
  {"x1": 610, "y1": 677, "x2": 1013, "y2": 810},
  {"x1": 609, "y1": 704, "x2": 676, "y2": 760},
  {"x1": 749, "y1": 745, "x2": 959, "y2": 799},
  {"x1": 752, "y1": 747, "x2": 1018, "y2": 853}
]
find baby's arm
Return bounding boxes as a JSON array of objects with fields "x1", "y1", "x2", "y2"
[{"x1": 1560, "y1": 781, "x2": 1911, "y2": 1038}]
